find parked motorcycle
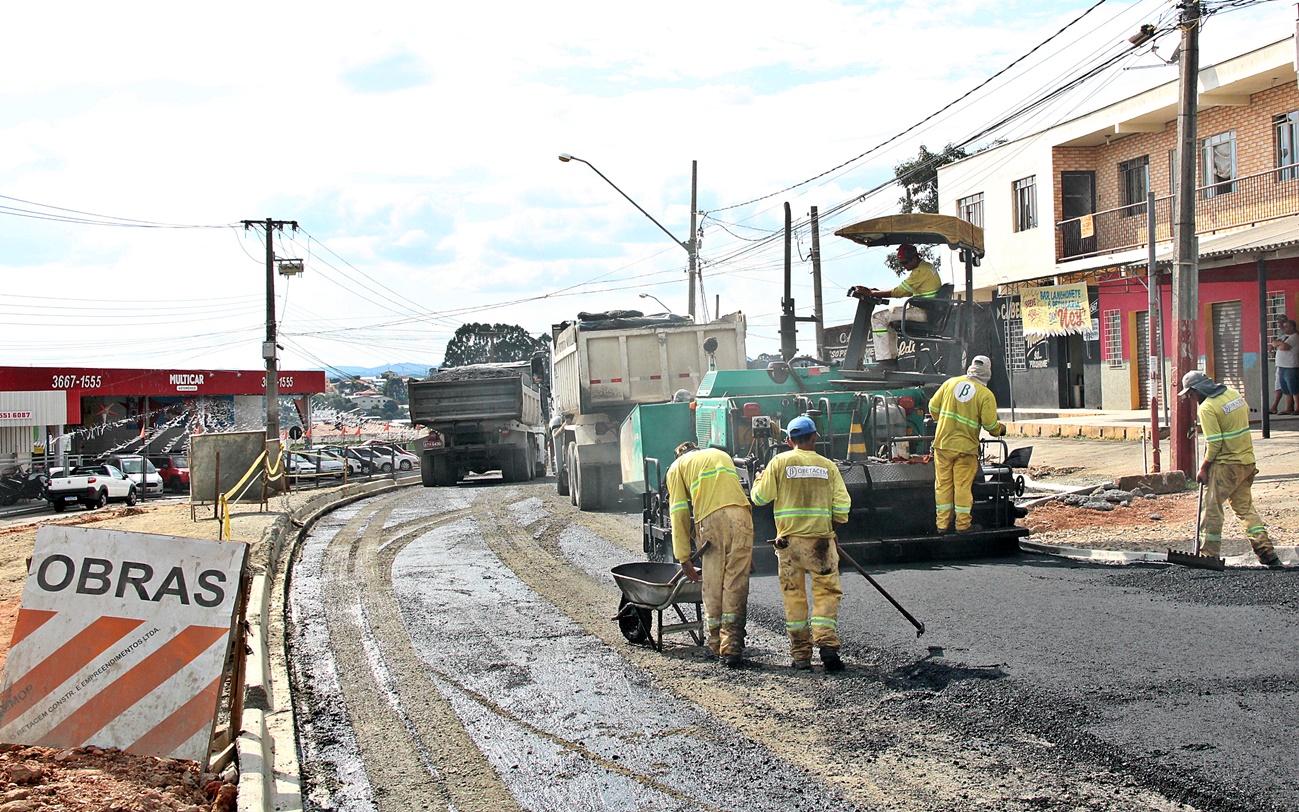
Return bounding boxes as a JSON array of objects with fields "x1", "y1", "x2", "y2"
[{"x1": 0, "y1": 469, "x2": 49, "y2": 506}]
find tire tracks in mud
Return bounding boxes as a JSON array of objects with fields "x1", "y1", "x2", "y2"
[{"x1": 305, "y1": 494, "x2": 521, "y2": 812}]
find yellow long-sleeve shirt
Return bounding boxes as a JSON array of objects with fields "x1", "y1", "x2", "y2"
[
  {"x1": 1199, "y1": 387, "x2": 1254, "y2": 465},
  {"x1": 890, "y1": 260, "x2": 941, "y2": 299},
  {"x1": 930, "y1": 374, "x2": 1005, "y2": 456},
  {"x1": 750, "y1": 448, "x2": 851, "y2": 539},
  {"x1": 666, "y1": 447, "x2": 750, "y2": 562}
]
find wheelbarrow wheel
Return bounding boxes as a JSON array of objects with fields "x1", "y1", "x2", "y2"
[{"x1": 617, "y1": 596, "x2": 653, "y2": 645}]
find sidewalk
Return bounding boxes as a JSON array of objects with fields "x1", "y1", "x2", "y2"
[{"x1": 1000, "y1": 408, "x2": 1299, "y2": 441}]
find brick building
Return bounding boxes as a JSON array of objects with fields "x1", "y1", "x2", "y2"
[{"x1": 938, "y1": 36, "x2": 1299, "y2": 413}]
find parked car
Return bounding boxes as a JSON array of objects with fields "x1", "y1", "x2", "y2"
[
  {"x1": 105, "y1": 454, "x2": 164, "y2": 496},
  {"x1": 283, "y1": 452, "x2": 345, "y2": 482},
  {"x1": 320, "y1": 445, "x2": 376, "y2": 475},
  {"x1": 47, "y1": 464, "x2": 138, "y2": 511},
  {"x1": 316, "y1": 447, "x2": 363, "y2": 475},
  {"x1": 149, "y1": 454, "x2": 190, "y2": 492},
  {"x1": 360, "y1": 441, "x2": 419, "y2": 471},
  {"x1": 348, "y1": 445, "x2": 396, "y2": 473}
]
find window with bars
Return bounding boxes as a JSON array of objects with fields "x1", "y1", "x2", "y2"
[
  {"x1": 1277, "y1": 111, "x2": 1299, "y2": 182},
  {"x1": 1103, "y1": 310, "x2": 1123, "y2": 369},
  {"x1": 1005, "y1": 311, "x2": 1026, "y2": 372},
  {"x1": 1013, "y1": 176, "x2": 1037, "y2": 232},
  {"x1": 957, "y1": 193, "x2": 984, "y2": 229},
  {"x1": 1119, "y1": 156, "x2": 1149, "y2": 217},
  {"x1": 1267, "y1": 291, "x2": 1288, "y2": 359}
]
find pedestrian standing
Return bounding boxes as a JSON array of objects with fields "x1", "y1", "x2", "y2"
[
  {"x1": 928, "y1": 355, "x2": 1007, "y2": 533},
  {"x1": 751, "y1": 416, "x2": 851, "y2": 672},
  {"x1": 666, "y1": 442, "x2": 755, "y2": 667},
  {"x1": 1179, "y1": 370, "x2": 1284, "y2": 567},
  {"x1": 1269, "y1": 319, "x2": 1298, "y2": 415}
]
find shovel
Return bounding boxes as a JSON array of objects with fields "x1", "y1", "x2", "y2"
[{"x1": 1167, "y1": 479, "x2": 1224, "y2": 571}]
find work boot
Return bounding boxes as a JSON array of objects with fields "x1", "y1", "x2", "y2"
[
  {"x1": 955, "y1": 523, "x2": 984, "y2": 536},
  {"x1": 791, "y1": 659, "x2": 812, "y2": 671},
  {"x1": 722, "y1": 654, "x2": 743, "y2": 668},
  {"x1": 874, "y1": 358, "x2": 899, "y2": 370},
  {"x1": 1259, "y1": 553, "x2": 1285, "y2": 568},
  {"x1": 820, "y1": 648, "x2": 844, "y2": 672}
]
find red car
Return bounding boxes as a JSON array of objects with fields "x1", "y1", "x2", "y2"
[{"x1": 150, "y1": 454, "x2": 190, "y2": 492}]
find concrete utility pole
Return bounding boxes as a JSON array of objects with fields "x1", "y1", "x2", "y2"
[
  {"x1": 688, "y1": 161, "x2": 699, "y2": 322},
  {"x1": 242, "y1": 218, "x2": 299, "y2": 445},
  {"x1": 1171, "y1": 0, "x2": 1200, "y2": 476},
  {"x1": 810, "y1": 206, "x2": 826, "y2": 361},
  {"x1": 1146, "y1": 191, "x2": 1160, "y2": 473}
]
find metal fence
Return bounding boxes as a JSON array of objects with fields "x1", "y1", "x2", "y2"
[{"x1": 1056, "y1": 163, "x2": 1299, "y2": 261}]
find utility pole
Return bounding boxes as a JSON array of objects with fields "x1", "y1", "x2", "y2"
[
  {"x1": 810, "y1": 206, "x2": 826, "y2": 360},
  {"x1": 242, "y1": 218, "x2": 299, "y2": 446},
  {"x1": 1146, "y1": 190, "x2": 1160, "y2": 473},
  {"x1": 1171, "y1": 0, "x2": 1200, "y2": 476},
  {"x1": 688, "y1": 160, "x2": 699, "y2": 322}
]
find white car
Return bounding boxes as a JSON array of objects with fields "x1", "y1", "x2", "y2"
[
  {"x1": 106, "y1": 455, "x2": 165, "y2": 496},
  {"x1": 316, "y1": 448, "x2": 363, "y2": 475},
  {"x1": 360, "y1": 442, "x2": 420, "y2": 471},
  {"x1": 46, "y1": 464, "x2": 138, "y2": 511},
  {"x1": 284, "y1": 452, "x2": 345, "y2": 482}
]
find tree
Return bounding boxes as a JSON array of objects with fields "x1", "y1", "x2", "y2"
[
  {"x1": 442, "y1": 323, "x2": 544, "y2": 368},
  {"x1": 885, "y1": 143, "x2": 969, "y2": 275},
  {"x1": 381, "y1": 375, "x2": 408, "y2": 405}
]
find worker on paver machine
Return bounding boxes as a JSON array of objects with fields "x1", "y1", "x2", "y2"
[{"x1": 848, "y1": 243, "x2": 942, "y2": 369}]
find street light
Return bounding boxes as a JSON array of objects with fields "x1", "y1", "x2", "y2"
[
  {"x1": 638, "y1": 293, "x2": 674, "y2": 314},
  {"x1": 559, "y1": 153, "x2": 700, "y2": 320}
]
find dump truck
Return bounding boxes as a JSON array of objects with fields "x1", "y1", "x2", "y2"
[
  {"x1": 410, "y1": 361, "x2": 547, "y2": 487},
  {"x1": 627, "y1": 214, "x2": 1031, "y2": 572},
  {"x1": 550, "y1": 311, "x2": 747, "y2": 511}
]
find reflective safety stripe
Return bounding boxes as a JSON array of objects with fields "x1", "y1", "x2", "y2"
[
  {"x1": 1206, "y1": 426, "x2": 1251, "y2": 442},
  {"x1": 786, "y1": 620, "x2": 809, "y2": 630},
  {"x1": 689, "y1": 465, "x2": 741, "y2": 496},
  {"x1": 706, "y1": 617, "x2": 723, "y2": 628},
  {"x1": 955, "y1": 505, "x2": 972, "y2": 515},
  {"x1": 670, "y1": 500, "x2": 689, "y2": 514},
  {"x1": 935, "y1": 502, "x2": 954, "y2": 511},
  {"x1": 1247, "y1": 525, "x2": 1266, "y2": 535},
  {"x1": 774, "y1": 507, "x2": 832, "y2": 518},
  {"x1": 721, "y1": 613, "x2": 739, "y2": 623},
  {"x1": 810, "y1": 616, "x2": 837, "y2": 629},
  {"x1": 1203, "y1": 533, "x2": 1222, "y2": 541},
  {"x1": 832, "y1": 502, "x2": 850, "y2": 516},
  {"x1": 872, "y1": 329, "x2": 890, "y2": 335}
]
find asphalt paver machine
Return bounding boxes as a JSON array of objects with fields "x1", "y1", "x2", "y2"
[{"x1": 629, "y1": 214, "x2": 1030, "y2": 573}]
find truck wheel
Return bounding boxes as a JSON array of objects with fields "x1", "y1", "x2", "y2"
[
  {"x1": 522, "y1": 447, "x2": 535, "y2": 482},
  {"x1": 574, "y1": 450, "x2": 602, "y2": 511},
  {"x1": 433, "y1": 456, "x2": 453, "y2": 487},
  {"x1": 421, "y1": 457, "x2": 436, "y2": 488},
  {"x1": 566, "y1": 446, "x2": 578, "y2": 506},
  {"x1": 556, "y1": 444, "x2": 570, "y2": 496}
]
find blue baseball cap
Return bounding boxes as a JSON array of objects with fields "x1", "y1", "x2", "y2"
[{"x1": 785, "y1": 415, "x2": 817, "y2": 438}]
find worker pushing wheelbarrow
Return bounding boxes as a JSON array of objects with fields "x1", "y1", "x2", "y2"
[{"x1": 611, "y1": 561, "x2": 705, "y2": 651}]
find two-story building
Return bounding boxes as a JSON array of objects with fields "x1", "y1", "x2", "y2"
[{"x1": 939, "y1": 36, "x2": 1299, "y2": 415}]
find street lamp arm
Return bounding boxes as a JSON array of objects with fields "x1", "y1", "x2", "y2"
[{"x1": 559, "y1": 154, "x2": 689, "y2": 252}]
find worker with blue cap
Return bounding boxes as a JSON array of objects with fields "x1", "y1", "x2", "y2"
[{"x1": 751, "y1": 415, "x2": 852, "y2": 672}]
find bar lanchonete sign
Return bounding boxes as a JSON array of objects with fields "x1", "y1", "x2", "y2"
[
  {"x1": 0, "y1": 526, "x2": 247, "y2": 764},
  {"x1": 1020, "y1": 282, "x2": 1090, "y2": 336}
]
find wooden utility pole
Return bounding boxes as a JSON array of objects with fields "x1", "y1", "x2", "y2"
[
  {"x1": 1171, "y1": 0, "x2": 1200, "y2": 476},
  {"x1": 810, "y1": 206, "x2": 826, "y2": 361},
  {"x1": 242, "y1": 218, "x2": 299, "y2": 444}
]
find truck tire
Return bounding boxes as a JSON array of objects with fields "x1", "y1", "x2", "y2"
[
  {"x1": 421, "y1": 456, "x2": 436, "y2": 488},
  {"x1": 566, "y1": 446, "x2": 578, "y2": 506},
  {"x1": 433, "y1": 456, "x2": 454, "y2": 487},
  {"x1": 556, "y1": 444, "x2": 570, "y2": 496},
  {"x1": 573, "y1": 448, "x2": 602, "y2": 511},
  {"x1": 522, "y1": 446, "x2": 536, "y2": 482}
]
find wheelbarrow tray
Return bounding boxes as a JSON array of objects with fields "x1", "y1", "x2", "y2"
[
  {"x1": 611, "y1": 562, "x2": 703, "y2": 608},
  {"x1": 611, "y1": 562, "x2": 705, "y2": 650}
]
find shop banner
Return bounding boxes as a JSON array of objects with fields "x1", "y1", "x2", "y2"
[{"x1": 1021, "y1": 282, "x2": 1090, "y2": 336}]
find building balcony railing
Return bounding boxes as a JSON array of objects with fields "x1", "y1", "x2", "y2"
[{"x1": 1056, "y1": 162, "x2": 1299, "y2": 261}]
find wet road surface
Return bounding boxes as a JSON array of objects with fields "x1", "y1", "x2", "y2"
[{"x1": 287, "y1": 480, "x2": 1298, "y2": 812}]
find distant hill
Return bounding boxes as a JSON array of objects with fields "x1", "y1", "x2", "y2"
[{"x1": 327, "y1": 363, "x2": 437, "y2": 378}]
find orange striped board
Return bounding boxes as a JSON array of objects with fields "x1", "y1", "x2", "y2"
[{"x1": 0, "y1": 525, "x2": 247, "y2": 764}]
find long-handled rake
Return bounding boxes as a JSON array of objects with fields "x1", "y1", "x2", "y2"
[
  {"x1": 835, "y1": 540, "x2": 926, "y2": 637},
  {"x1": 1167, "y1": 478, "x2": 1224, "y2": 570}
]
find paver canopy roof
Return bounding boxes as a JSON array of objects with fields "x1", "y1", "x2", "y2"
[{"x1": 834, "y1": 214, "x2": 984, "y2": 258}]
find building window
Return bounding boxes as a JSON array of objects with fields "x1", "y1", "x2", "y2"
[
  {"x1": 1104, "y1": 309, "x2": 1123, "y2": 369},
  {"x1": 1013, "y1": 176, "x2": 1037, "y2": 232},
  {"x1": 1201, "y1": 131, "x2": 1237, "y2": 197},
  {"x1": 1268, "y1": 291, "x2": 1288, "y2": 359},
  {"x1": 1119, "y1": 156, "x2": 1149, "y2": 217},
  {"x1": 957, "y1": 193, "x2": 984, "y2": 228},
  {"x1": 1277, "y1": 111, "x2": 1299, "y2": 182}
]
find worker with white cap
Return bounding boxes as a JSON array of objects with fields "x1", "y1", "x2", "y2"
[
  {"x1": 1178, "y1": 370, "x2": 1284, "y2": 567},
  {"x1": 848, "y1": 243, "x2": 942, "y2": 369},
  {"x1": 928, "y1": 355, "x2": 1006, "y2": 534}
]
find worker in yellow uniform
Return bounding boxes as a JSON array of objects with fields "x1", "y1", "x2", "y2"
[
  {"x1": 751, "y1": 416, "x2": 852, "y2": 672},
  {"x1": 1179, "y1": 370, "x2": 1284, "y2": 567},
  {"x1": 848, "y1": 243, "x2": 942, "y2": 369},
  {"x1": 929, "y1": 355, "x2": 1006, "y2": 534},
  {"x1": 666, "y1": 442, "x2": 756, "y2": 667}
]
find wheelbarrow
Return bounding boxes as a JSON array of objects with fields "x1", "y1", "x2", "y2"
[{"x1": 611, "y1": 562, "x2": 706, "y2": 651}]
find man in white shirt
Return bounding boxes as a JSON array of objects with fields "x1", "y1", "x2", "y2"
[{"x1": 1270, "y1": 319, "x2": 1299, "y2": 415}]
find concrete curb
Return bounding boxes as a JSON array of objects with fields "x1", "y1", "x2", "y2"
[
  {"x1": 1021, "y1": 539, "x2": 1299, "y2": 568},
  {"x1": 237, "y1": 474, "x2": 420, "y2": 812}
]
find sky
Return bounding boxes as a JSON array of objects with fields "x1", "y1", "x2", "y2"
[{"x1": 1, "y1": 0, "x2": 1293, "y2": 375}]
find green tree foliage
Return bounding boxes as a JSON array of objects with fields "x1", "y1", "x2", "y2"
[
  {"x1": 884, "y1": 143, "x2": 969, "y2": 276},
  {"x1": 381, "y1": 373, "x2": 408, "y2": 405},
  {"x1": 442, "y1": 323, "x2": 544, "y2": 368}
]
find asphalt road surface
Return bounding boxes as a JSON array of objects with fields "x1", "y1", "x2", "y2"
[{"x1": 286, "y1": 480, "x2": 1298, "y2": 812}]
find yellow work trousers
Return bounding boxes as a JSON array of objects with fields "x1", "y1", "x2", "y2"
[
  {"x1": 1199, "y1": 463, "x2": 1275, "y2": 560},
  {"x1": 776, "y1": 535, "x2": 843, "y2": 661},
  {"x1": 934, "y1": 448, "x2": 979, "y2": 531},
  {"x1": 696, "y1": 504, "x2": 755, "y2": 657}
]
